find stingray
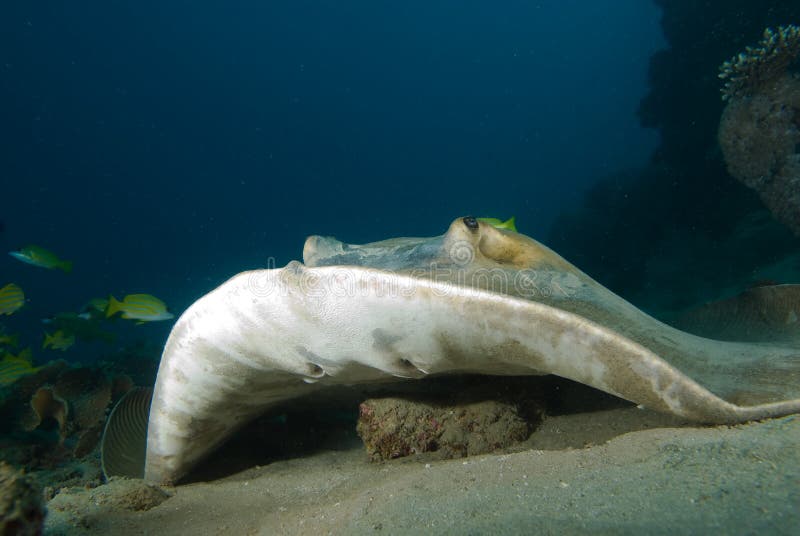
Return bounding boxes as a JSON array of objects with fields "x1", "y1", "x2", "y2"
[{"x1": 104, "y1": 217, "x2": 800, "y2": 485}]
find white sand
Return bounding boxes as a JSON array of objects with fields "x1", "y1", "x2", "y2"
[{"x1": 45, "y1": 408, "x2": 799, "y2": 535}]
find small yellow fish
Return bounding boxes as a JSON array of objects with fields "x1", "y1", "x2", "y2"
[
  {"x1": 9, "y1": 245, "x2": 72, "y2": 273},
  {"x1": 106, "y1": 294, "x2": 175, "y2": 322},
  {"x1": 42, "y1": 330, "x2": 76, "y2": 351},
  {"x1": 0, "y1": 283, "x2": 25, "y2": 315},
  {"x1": 0, "y1": 333, "x2": 19, "y2": 347},
  {"x1": 42, "y1": 312, "x2": 116, "y2": 344},
  {"x1": 0, "y1": 348, "x2": 40, "y2": 385},
  {"x1": 477, "y1": 216, "x2": 517, "y2": 232}
]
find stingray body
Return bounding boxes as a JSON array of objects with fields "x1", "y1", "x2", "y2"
[{"x1": 141, "y1": 217, "x2": 800, "y2": 484}]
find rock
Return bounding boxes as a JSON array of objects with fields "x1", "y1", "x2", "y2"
[
  {"x1": 719, "y1": 74, "x2": 800, "y2": 236},
  {"x1": 46, "y1": 477, "x2": 171, "y2": 532},
  {"x1": 356, "y1": 382, "x2": 545, "y2": 461}
]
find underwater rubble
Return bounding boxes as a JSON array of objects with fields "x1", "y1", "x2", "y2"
[{"x1": 0, "y1": 462, "x2": 46, "y2": 536}]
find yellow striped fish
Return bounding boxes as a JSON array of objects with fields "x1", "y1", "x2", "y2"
[
  {"x1": 0, "y1": 283, "x2": 25, "y2": 315},
  {"x1": 9, "y1": 245, "x2": 72, "y2": 273},
  {"x1": 106, "y1": 294, "x2": 174, "y2": 322},
  {"x1": 42, "y1": 330, "x2": 76, "y2": 351},
  {"x1": 0, "y1": 348, "x2": 40, "y2": 385}
]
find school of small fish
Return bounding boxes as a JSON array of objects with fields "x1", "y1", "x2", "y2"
[{"x1": 1, "y1": 243, "x2": 175, "y2": 385}]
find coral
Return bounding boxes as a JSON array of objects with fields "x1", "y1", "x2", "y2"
[
  {"x1": 639, "y1": 1, "x2": 800, "y2": 165},
  {"x1": 17, "y1": 366, "x2": 113, "y2": 457},
  {"x1": 717, "y1": 25, "x2": 800, "y2": 235},
  {"x1": 0, "y1": 358, "x2": 149, "y2": 506},
  {"x1": 0, "y1": 462, "x2": 46, "y2": 536},
  {"x1": 21, "y1": 387, "x2": 68, "y2": 440},
  {"x1": 719, "y1": 25, "x2": 800, "y2": 101},
  {"x1": 718, "y1": 73, "x2": 800, "y2": 235},
  {"x1": 52, "y1": 368, "x2": 111, "y2": 431}
]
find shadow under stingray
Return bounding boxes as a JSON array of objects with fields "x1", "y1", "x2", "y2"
[{"x1": 183, "y1": 374, "x2": 685, "y2": 484}]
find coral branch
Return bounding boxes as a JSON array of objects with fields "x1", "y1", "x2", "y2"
[{"x1": 719, "y1": 25, "x2": 800, "y2": 101}]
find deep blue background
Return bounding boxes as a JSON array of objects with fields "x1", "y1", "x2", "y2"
[{"x1": 1, "y1": 1, "x2": 662, "y2": 350}]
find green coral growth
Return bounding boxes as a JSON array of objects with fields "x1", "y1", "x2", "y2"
[{"x1": 719, "y1": 25, "x2": 800, "y2": 100}]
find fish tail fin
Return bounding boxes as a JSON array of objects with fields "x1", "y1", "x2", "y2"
[
  {"x1": 59, "y1": 260, "x2": 73, "y2": 274},
  {"x1": 42, "y1": 333, "x2": 52, "y2": 349},
  {"x1": 101, "y1": 387, "x2": 153, "y2": 480},
  {"x1": 106, "y1": 295, "x2": 122, "y2": 318},
  {"x1": 504, "y1": 216, "x2": 517, "y2": 232}
]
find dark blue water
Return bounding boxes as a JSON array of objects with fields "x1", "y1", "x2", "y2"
[{"x1": 1, "y1": 1, "x2": 662, "y2": 353}]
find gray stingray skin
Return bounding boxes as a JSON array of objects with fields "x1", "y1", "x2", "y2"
[{"x1": 145, "y1": 217, "x2": 800, "y2": 484}]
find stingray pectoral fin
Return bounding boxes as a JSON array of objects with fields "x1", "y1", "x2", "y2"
[
  {"x1": 430, "y1": 289, "x2": 800, "y2": 425},
  {"x1": 144, "y1": 265, "x2": 800, "y2": 485},
  {"x1": 505, "y1": 307, "x2": 800, "y2": 424}
]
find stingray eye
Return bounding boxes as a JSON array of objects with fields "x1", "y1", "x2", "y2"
[{"x1": 462, "y1": 216, "x2": 479, "y2": 231}]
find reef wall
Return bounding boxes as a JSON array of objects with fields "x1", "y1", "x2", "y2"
[
  {"x1": 639, "y1": 1, "x2": 799, "y2": 167},
  {"x1": 547, "y1": 1, "x2": 800, "y2": 310}
]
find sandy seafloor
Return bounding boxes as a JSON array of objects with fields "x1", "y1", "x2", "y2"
[{"x1": 44, "y1": 406, "x2": 799, "y2": 535}]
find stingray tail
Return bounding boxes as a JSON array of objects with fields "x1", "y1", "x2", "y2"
[{"x1": 726, "y1": 399, "x2": 800, "y2": 424}]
